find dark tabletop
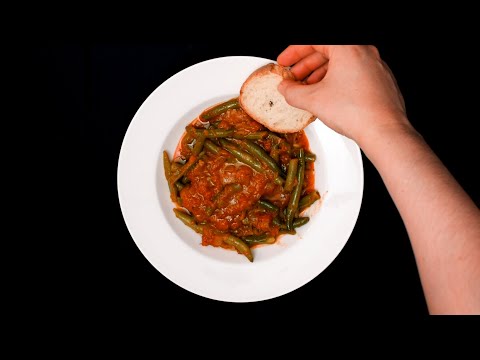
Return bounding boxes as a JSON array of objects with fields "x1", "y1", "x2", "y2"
[{"x1": 26, "y1": 41, "x2": 479, "y2": 323}]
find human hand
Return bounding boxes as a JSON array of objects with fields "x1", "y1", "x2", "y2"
[{"x1": 277, "y1": 45, "x2": 412, "y2": 145}]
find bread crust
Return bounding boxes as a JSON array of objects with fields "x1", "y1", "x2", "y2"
[{"x1": 239, "y1": 63, "x2": 316, "y2": 133}]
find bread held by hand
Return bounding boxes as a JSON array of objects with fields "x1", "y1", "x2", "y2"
[{"x1": 239, "y1": 63, "x2": 316, "y2": 133}]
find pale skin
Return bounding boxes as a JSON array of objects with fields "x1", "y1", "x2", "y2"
[{"x1": 277, "y1": 45, "x2": 480, "y2": 315}]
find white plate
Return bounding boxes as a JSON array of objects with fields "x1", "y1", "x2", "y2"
[{"x1": 118, "y1": 56, "x2": 363, "y2": 302}]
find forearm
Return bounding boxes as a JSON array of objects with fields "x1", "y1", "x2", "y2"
[
  {"x1": 359, "y1": 120, "x2": 480, "y2": 314},
  {"x1": 276, "y1": 45, "x2": 479, "y2": 313}
]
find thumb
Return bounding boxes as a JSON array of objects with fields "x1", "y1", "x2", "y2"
[{"x1": 278, "y1": 79, "x2": 322, "y2": 116}]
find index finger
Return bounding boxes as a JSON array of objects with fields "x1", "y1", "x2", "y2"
[{"x1": 277, "y1": 45, "x2": 332, "y2": 66}]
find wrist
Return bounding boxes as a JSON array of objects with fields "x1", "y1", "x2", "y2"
[
  {"x1": 357, "y1": 115, "x2": 423, "y2": 160},
  {"x1": 356, "y1": 113, "x2": 417, "y2": 146}
]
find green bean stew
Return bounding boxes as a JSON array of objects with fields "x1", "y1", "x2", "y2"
[{"x1": 164, "y1": 98, "x2": 320, "y2": 262}]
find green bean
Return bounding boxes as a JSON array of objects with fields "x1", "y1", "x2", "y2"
[
  {"x1": 305, "y1": 152, "x2": 316, "y2": 162},
  {"x1": 163, "y1": 151, "x2": 178, "y2": 202},
  {"x1": 204, "y1": 139, "x2": 221, "y2": 154},
  {"x1": 243, "y1": 132, "x2": 268, "y2": 140},
  {"x1": 181, "y1": 131, "x2": 196, "y2": 153},
  {"x1": 286, "y1": 149, "x2": 305, "y2": 230},
  {"x1": 239, "y1": 140, "x2": 285, "y2": 185},
  {"x1": 175, "y1": 181, "x2": 184, "y2": 191},
  {"x1": 163, "y1": 150, "x2": 172, "y2": 173},
  {"x1": 221, "y1": 234, "x2": 253, "y2": 262},
  {"x1": 293, "y1": 149, "x2": 316, "y2": 162},
  {"x1": 272, "y1": 216, "x2": 309, "y2": 229},
  {"x1": 299, "y1": 191, "x2": 320, "y2": 211},
  {"x1": 242, "y1": 140, "x2": 283, "y2": 175},
  {"x1": 244, "y1": 234, "x2": 276, "y2": 245},
  {"x1": 195, "y1": 129, "x2": 234, "y2": 138},
  {"x1": 200, "y1": 98, "x2": 240, "y2": 120},
  {"x1": 279, "y1": 229, "x2": 296, "y2": 235},
  {"x1": 284, "y1": 158, "x2": 299, "y2": 192},
  {"x1": 232, "y1": 131, "x2": 268, "y2": 140},
  {"x1": 181, "y1": 176, "x2": 190, "y2": 185},
  {"x1": 258, "y1": 199, "x2": 278, "y2": 212},
  {"x1": 218, "y1": 139, "x2": 264, "y2": 173},
  {"x1": 293, "y1": 217, "x2": 310, "y2": 228},
  {"x1": 169, "y1": 153, "x2": 200, "y2": 185},
  {"x1": 170, "y1": 161, "x2": 182, "y2": 173},
  {"x1": 173, "y1": 208, "x2": 204, "y2": 234},
  {"x1": 191, "y1": 135, "x2": 206, "y2": 156}
]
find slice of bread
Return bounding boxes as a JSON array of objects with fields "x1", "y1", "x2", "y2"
[{"x1": 239, "y1": 63, "x2": 316, "y2": 133}]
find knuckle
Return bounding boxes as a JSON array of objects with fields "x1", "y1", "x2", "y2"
[
  {"x1": 368, "y1": 45, "x2": 381, "y2": 58},
  {"x1": 344, "y1": 45, "x2": 366, "y2": 58},
  {"x1": 350, "y1": 44, "x2": 365, "y2": 52},
  {"x1": 345, "y1": 45, "x2": 380, "y2": 60}
]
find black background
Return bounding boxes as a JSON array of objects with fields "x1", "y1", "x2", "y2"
[{"x1": 24, "y1": 39, "x2": 479, "y2": 322}]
